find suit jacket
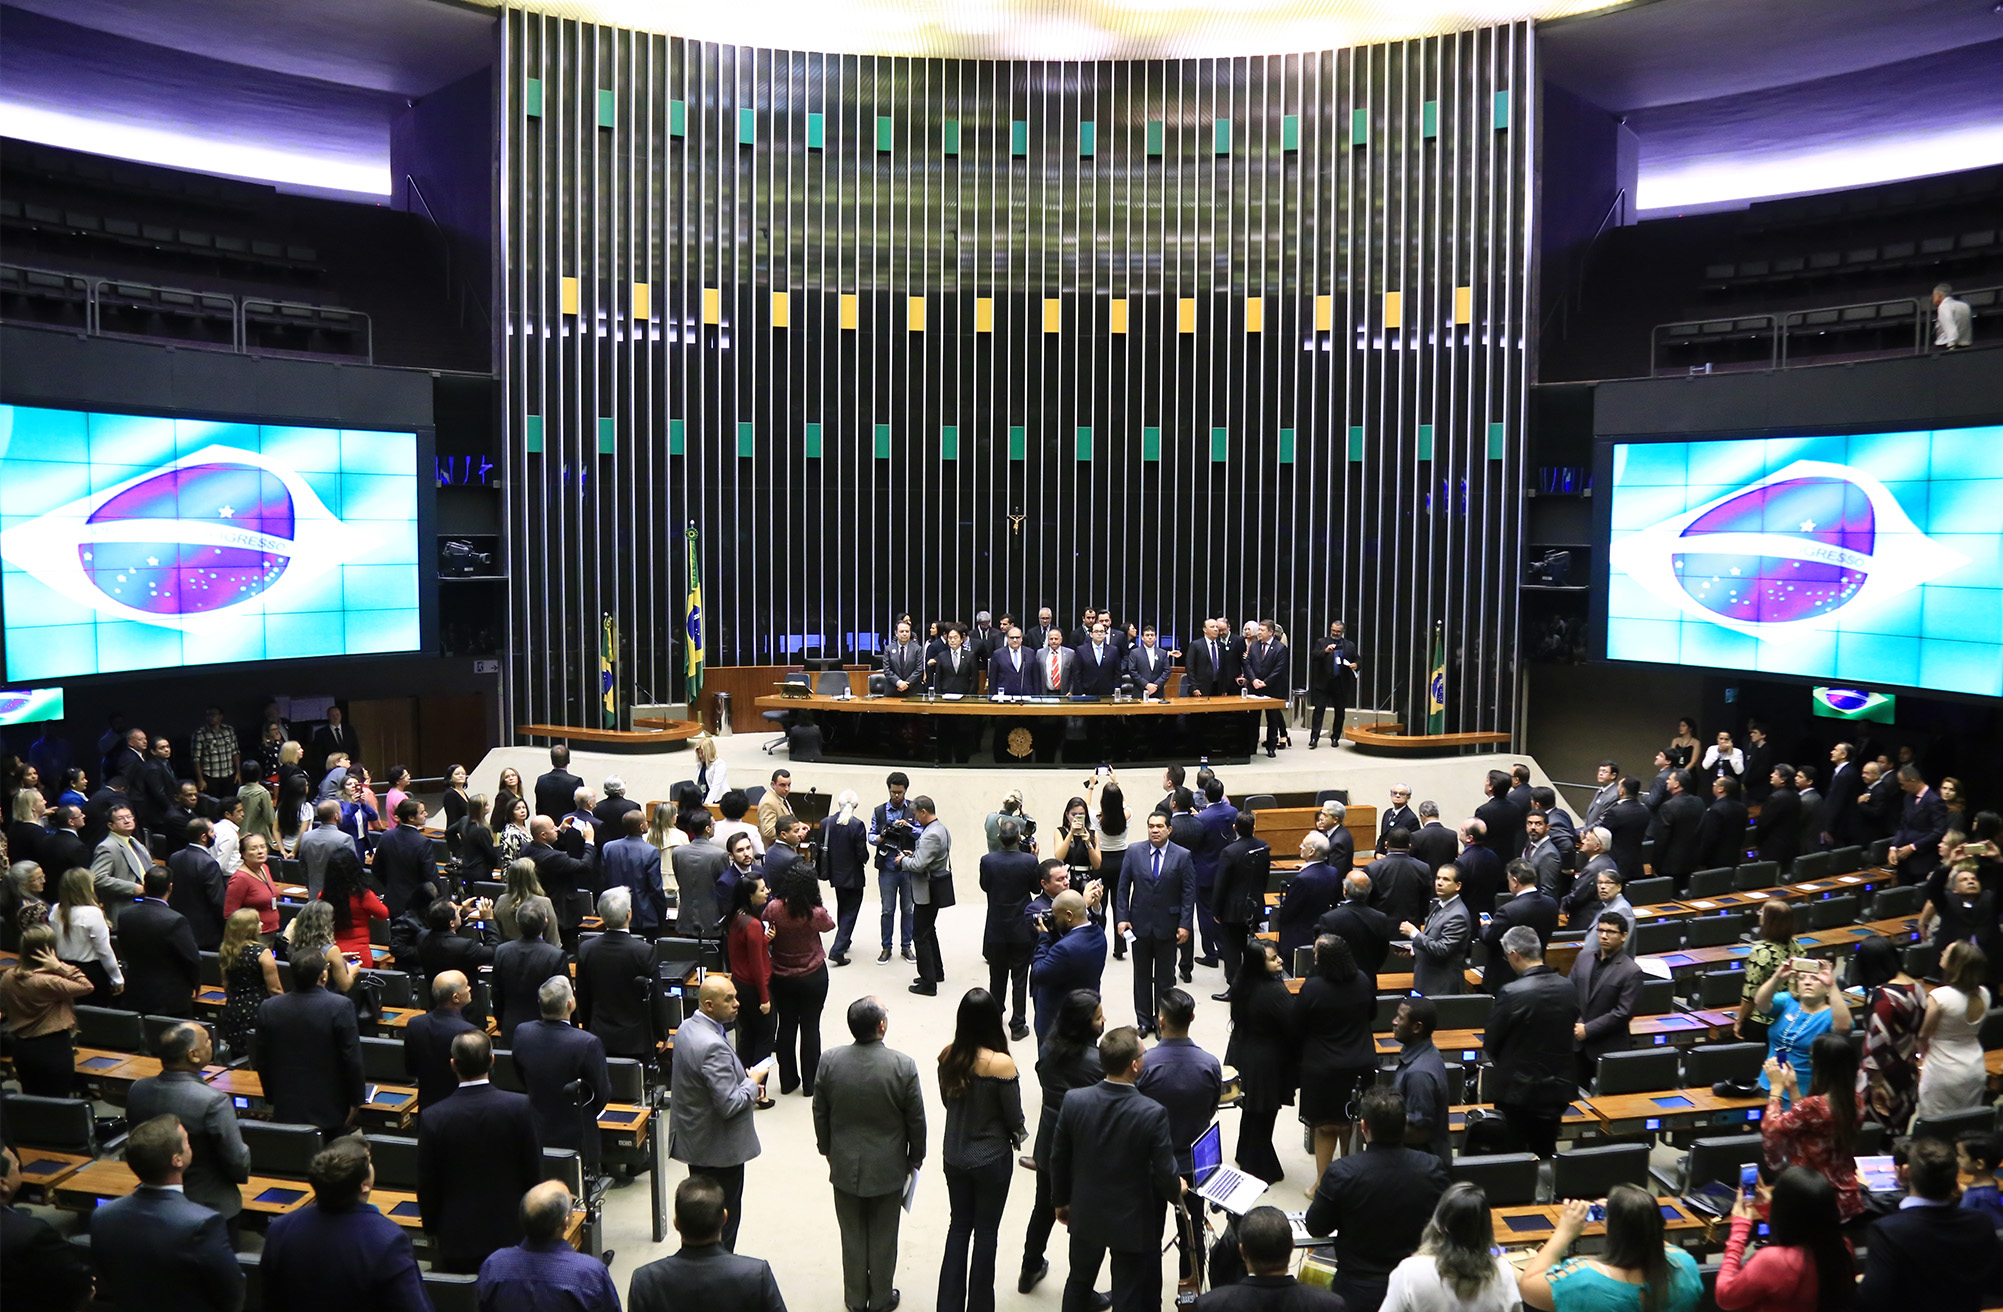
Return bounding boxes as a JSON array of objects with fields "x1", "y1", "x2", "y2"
[
  {"x1": 1523, "y1": 838, "x2": 1567, "y2": 899},
  {"x1": 1474, "y1": 796, "x2": 1524, "y2": 862},
  {"x1": 1300, "y1": 1142, "x2": 1451, "y2": 1281},
  {"x1": 1212, "y1": 837, "x2": 1273, "y2": 928},
  {"x1": 167, "y1": 844, "x2": 230, "y2": 950},
  {"x1": 1364, "y1": 853, "x2": 1432, "y2": 930},
  {"x1": 37, "y1": 825, "x2": 91, "y2": 880},
  {"x1": 1854, "y1": 776, "x2": 1900, "y2": 844},
  {"x1": 1134, "y1": 1036, "x2": 1223, "y2": 1174},
  {"x1": 1570, "y1": 946, "x2": 1644, "y2": 1067},
  {"x1": 1602, "y1": 799, "x2": 1652, "y2": 881},
  {"x1": 812, "y1": 1038, "x2": 926, "y2": 1197},
  {"x1": 1308, "y1": 635, "x2": 1358, "y2": 698},
  {"x1": 881, "y1": 640, "x2": 926, "y2": 692},
  {"x1": 761, "y1": 840, "x2": 804, "y2": 890},
  {"x1": 117, "y1": 897, "x2": 200, "y2": 1017},
  {"x1": 980, "y1": 849, "x2": 1042, "y2": 950},
  {"x1": 1484, "y1": 888, "x2": 1560, "y2": 992},
  {"x1": 136, "y1": 757, "x2": 177, "y2": 829},
  {"x1": 1857, "y1": 1200, "x2": 2002, "y2": 1312},
  {"x1": 1754, "y1": 786, "x2": 1803, "y2": 869},
  {"x1": 0, "y1": 1201, "x2": 93, "y2": 1312},
  {"x1": 1029, "y1": 646, "x2": 1077, "y2": 695},
  {"x1": 514, "y1": 1017, "x2": 612, "y2": 1161},
  {"x1": 1195, "y1": 1274, "x2": 1348, "y2": 1312},
  {"x1": 1581, "y1": 782, "x2": 1622, "y2": 832},
  {"x1": 987, "y1": 644, "x2": 1032, "y2": 696},
  {"x1": 1184, "y1": 635, "x2": 1237, "y2": 696},
  {"x1": 92, "y1": 1186, "x2": 243, "y2": 1311},
  {"x1": 668, "y1": 1011, "x2": 761, "y2": 1168},
  {"x1": 1117, "y1": 841, "x2": 1197, "y2": 941},
  {"x1": 1894, "y1": 788, "x2": 1951, "y2": 880},
  {"x1": 403, "y1": 1004, "x2": 479, "y2": 1109},
  {"x1": 930, "y1": 643, "x2": 979, "y2": 693},
  {"x1": 1648, "y1": 792, "x2": 1707, "y2": 877},
  {"x1": 1819, "y1": 763, "x2": 1861, "y2": 847},
  {"x1": 670, "y1": 838, "x2": 728, "y2": 936},
  {"x1": 605, "y1": 835, "x2": 668, "y2": 935},
  {"x1": 1124, "y1": 642, "x2": 1174, "y2": 695},
  {"x1": 1796, "y1": 788, "x2": 1824, "y2": 857},
  {"x1": 1451, "y1": 843, "x2": 1505, "y2": 915},
  {"x1": 1049, "y1": 1080, "x2": 1181, "y2": 1252},
  {"x1": 1070, "y1": 642, "x2": 1118, "y2": 695},
  {"x1": 1239, "y1": 639, "x2": 1288, "y2": 696},
  {"x1": 127, "y1": 1069, "x2": 251, "y2": 1220},
  {"x1": 308, "y1": 722, "x2": 355, "y2": 775},
  {"x1": 493, "y1": 936, "x2": 567, "y2": 1047},
  {"x1": 417, "y1": 1081, "x2": 542, "y2": 1269},
  {"x1": 1031, "y1": 921, "x2": 1108, "y2": 1040},
  {"x1": 1409, "y1": 895, "x2": 1472, "y2": 997},
  {"x1": 576, "y1": 929, "x2": 655, "y2": 1058},
  {"x1": 1486, "y1": 965, "x2": 1580, "y2": 1108},
  {"x1": 1193, "y1": 801, "x2": 1240, "y2": 890},
  {"x1": 534, "y1": 769, "x2": 584, "y2": 822},
  {"x1": 255, "y1": 982, "x2": 363, "y2": 1132},
  {"x1": 629, "y1": 1244, "x2": 787, "y2": 1312},
  {"x1": 1274, "y1": 861, "x2": 1344, "y2": 957},
  {"x1": 294, "y1": 825, "x2": 349, "y2": 902},
  {"x1": 819, "y1": 815, "x2": 871, "y2": 890},
  {"x1": 371, "y1": 823, "x2": 437, "y2": 919},
  {"x1": 417, "y1": 926, "x2": 496, "y2": 991},
  {"x1": 88, "y1": 832, "x2": 148, "y2": 917},
  {"x1": 1698, "y1": 796, "x2": 1752, "y2": 870},
  {"x1": 262, "y1": 1201, "x2": 429, "y2": 1312},
  {"x1": 1376, "y1": 805, "x2": 1421, "y2": 854},
  {"x1": 1314, "y1": 900, "x2": 1396, "y2": 983}
]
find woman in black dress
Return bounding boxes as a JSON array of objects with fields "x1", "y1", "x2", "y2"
[
  {"x1": 1227, "y1": 939, "x2": 1299, "y2": 1183},
  {"x1": 1297, "y1": 933, "x2": 1378, "y2": 1179}
]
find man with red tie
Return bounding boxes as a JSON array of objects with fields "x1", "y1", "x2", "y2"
[{"x1": 1039, "y1": 628, "x2": 1077, "y2": 695}]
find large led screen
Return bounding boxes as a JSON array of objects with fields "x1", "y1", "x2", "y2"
[
  {"x1": 0, "y1": 405, "x2": 420, "y2": 681},
  {"x1": 1603, "y1": 424, "x2": 2003, "y2": 698}
]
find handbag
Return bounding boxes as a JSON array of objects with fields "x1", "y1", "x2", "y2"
[{"x1": 928, "y1": 871, "x2": 957, "y2": 910}]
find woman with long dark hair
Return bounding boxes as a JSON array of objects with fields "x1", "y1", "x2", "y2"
[
  {"x1": 1383, "y1": 1183, "x2": 1520, "y2": 1311},
  {"x1": 1851, "y1": 935, "x2": 1925, "y2": 1133},
  {"x1": 440, "y1": 763, "x2": 471, "y2": 838},
  {"x1": 320, "y1": 845, "x2": 388, "y2": 968},
  {"x1": 763, "y1": 865, "x2": 835, "y2": 1095},
  {"x1": 1226, "y1": 939, "x2": 1298, "y2": 1182},
  {"x1": 1717, "y1": 1166, "x2": 1855, "y2": 1312},
  {"x1": 497, "y1": 796, "x2": 533, "y2": 865},
  {"x1": 1298, "y1": 932, "x2": 1377, "y2": 1175},
  {"x1": 1019, "y1": 989, "x2": 1104, "y2": 1294},
  {"x1": 456, "y1": 794, "x2": 503, "y2": 878},
  {"x1": 937, "y1": 988, "x2": 1026, "y2": 1312},
  {"x1": 1519, "y1": 1182, "x2": 1702, "y2": 1311},
  {"x1": 492, "y1": 766, "x2": 524, "y2": 833},
  {"x1": 725, "y1": 873, "x2": 775, "y2": 1083},
  {"x1": 274, "y1": 770, "x2": 312, "y2": 857},
  {"x1": 1762, "y1": 1033, "x2": 1866, "y2": 1220}
]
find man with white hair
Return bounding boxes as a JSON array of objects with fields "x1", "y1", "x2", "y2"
[
  {"x1": 513, "y1": 973, "x2": 612, "y2": 1167},
  {"x1": 1934, "y1": 282, "x2": 1973, "y2": 349},
  {"x1": 566, "y1": 787, "x2": 598, "y2": 833},
  {"x1": 591, "y1": 774, "x2": 640, "y2": 859},
  {"x1": 575, "y1": 888, "x2": 655, "y2": 1061},
  {"x1": 1376, "y1": 784, "x2": 1420, "y2": 854},
  {"x1": 1484, "y1": 925, "x2": 1580, "y2": 1157},
  {"x1": 1314, "y1": 799, "x2": 1355, "y2": 873},
  {"x1": 821, "y1": 790, "x2": 871, "y2": 967}
]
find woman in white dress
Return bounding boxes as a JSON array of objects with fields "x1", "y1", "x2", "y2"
[
  {"x1": 692, "y1": 732, "x2": 729, "y2": 805},
  {"x1": 1915, "y1": 938, "x2": 1989, "y2": 1121}
]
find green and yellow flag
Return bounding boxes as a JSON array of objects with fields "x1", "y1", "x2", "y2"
[
  {"x1": 1426, "y1": 622, "x2": 1447, "y2": 734},
  {"x1": 684, "y1": 523, "x2": 705, "y2": 702},
  {"x1": 599, "y1": 613, "x2": 618, "y2": 728}
]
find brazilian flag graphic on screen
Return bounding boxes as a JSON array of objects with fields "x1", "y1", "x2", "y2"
[
  {"x1": 1426, "y1": 624, "x2": 1446, "y2": 734},
  {"x1": 684, "y1": 524, "x2": 704, "y2": 702},
  {"x1": 599, "y1": 614, "x2": 617, "y2": 729}
]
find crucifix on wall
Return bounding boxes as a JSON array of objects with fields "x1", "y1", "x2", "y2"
[{"x1": 1008, "y1": 507, "x2": 1026, "y2": 536}]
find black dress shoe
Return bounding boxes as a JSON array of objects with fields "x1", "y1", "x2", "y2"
[
  {"x1": 830, "y1": 953, "x2": 851, "y2": 967},
  {"x1": 908, "y1": 983, "x2": 937, "y2": 996},
  {"x1": 1010, "y1": 1020, "x2": 1031, "y2": 1042},
  {"x1": 1091, "y1": 1293, "x2": 1112, "y2": 1311},
  {"x1": 1265, "y1": 746, "x2": 1276, "y2": 758},
  {"x1": 1179, "y1": 970, "x2": 1193, "y2": 983},
  {"x1": 1018, "y1": 1262, "x2": 1049, "y2": 1294},
  {"x1": 1195, "y1": 956, "x2": 1222, "y2": 969},
  {"x1": 885, "y1": 1292, "x2": 900, "y2": 1311},
  {"x1": 1211, "y1": 990, "x2": 1232, "y2": 1002},
  {"x1": 878, "y1": 948, "x2": 892, "y2": 963}
]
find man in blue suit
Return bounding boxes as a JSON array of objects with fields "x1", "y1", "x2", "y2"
[
  {"x1": 1272, "y1": 832, "x2": 1344, "y2": 959},
  {"x1": 1190, "y1": 779, "x2": 1239, "y2": 973},
  {"x1": 602, "y1": 809, "x2": 667, "y2": 935},
  {"x1": 89, "y1": 1114, "x2": 244, "y2": 1312},
  {"x1": 987, "y1": 626, "x2": 1031, "y2": 695},
  {"x1": 418, "y1": 1030, "x2": 544, "y2": 1274},
  {"x1": 1117, "y1": 812, "x2": 1197, "y2": 1036},
  {"x1": 1031, "y1": 890, "x2": 1108, "y2": 1041},
  {"x1": 262, "y1": 1136, "x2": 429, "y2": 1312},
  {"x1": 374, "y1": 797, "x2": 440, "y2": 917},
  {"x1": 982, "y1": 817, "x2": 1044, "y2": 1040}
]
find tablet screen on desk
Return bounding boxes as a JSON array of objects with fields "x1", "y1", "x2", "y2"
[
  {"x1": 390, "y1": 1200, "x2": 423, "y2": 1219},
  {"x1": 1653, "y1": 1015, "x2": 1702, "y2": 1030},
  {"x1": 79, "y1": 1056, "x2": 122, "y2": 1071},
  {"x1": 20, "y1": 1158, "x2": 66, "y2": 1175},
  {"x1": 1503, "y1": 1214, "x2": 1551, "y2": 1233},
  {"x1": 1659, "y1": 1205, "x2": 1682, "y2": 1221},
  {"x1": 1659, "y1": 954, "x2": 1696, "y2": 967},
  {"x1": 255, "y1": 1187, "x2": 306, "y2": 1206},
  {"x1": 370, "y1": 1091, "x2": 406, "y2": 1105},
  {"x1": 599, "y1": 1109, "x2": 640, "y2": 1124},
  {"x1": 1651, "y1": 1095, "x2": 1696, "y2": 1109}
]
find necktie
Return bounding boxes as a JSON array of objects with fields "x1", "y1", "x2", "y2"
[
  {"x1": 1152, "y1": 848, "x2": 1162, "y2": 881},
  {"x1": 1210, "y1": 639, "x2": 1218, "y2": 668},
  {"x1": 1049, "y1": 653, "x2": 1061, "y2": 689}
]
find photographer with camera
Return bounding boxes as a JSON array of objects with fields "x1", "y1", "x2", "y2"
[
  {"x1": 985, "y1": 789, "x2": 1038, "y2": 855},
  {"x1": 870, "y1": 773, "x2": 920, "y2": 964}
]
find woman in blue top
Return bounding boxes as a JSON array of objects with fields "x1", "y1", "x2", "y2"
[
  {"x1": 1519, "y1": 1184, "x2": 1703, "y2": 1312},
  {"x1": 1749, "y1": 956, "x2": 1849, "y2": 1107}
]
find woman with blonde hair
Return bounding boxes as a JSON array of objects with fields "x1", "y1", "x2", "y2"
[
  {"x1": 1915, "y1": 938, "x2": 1990, "y2": 1119},
  {"x1": 1384, "y1": 1183, "x2": 1520, "y2": 1311},
  {"x1": 217, "y1": 908, "x2": 281, "y2": 1056},
  {"x1": 0, "y1": 924, "x2": 93, "y2": 1095},
  {"x1": 275, "y1": 738, "x2": 307, "y2": 797},
  {"x1": 53, "y1": 867, "x2": 121, "y2": 1003},
  {"x1": 496, "y1": 857, "x2": 560, "y2": 946},
  {"x1": 2, "y1": 859, "x2": 49, "y2": 950},
  {"x1": 285, "y1": 899, "x2": 356, "y2": 993},
  {"x1": 692, "y1": 732, "x2": 729, "y2": 805}
]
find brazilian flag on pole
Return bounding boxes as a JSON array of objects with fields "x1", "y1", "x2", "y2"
[
  {"x1": 684, "y1": 523, "x2": 705, "y2": 703},
  {"x1": 599, "y1": 614, "x2": 618, "y2": 728},
  {"x1": 1426, "y1": 622, "x2": 1447, "y2": 734}
]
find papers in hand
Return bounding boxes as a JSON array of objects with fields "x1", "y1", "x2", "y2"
[{"x1": 903, "y1": 1167, "x2": 921, "y2": 1212}]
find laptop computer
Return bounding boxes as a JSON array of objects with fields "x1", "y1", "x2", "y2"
[{"x1": 1190, "y1": 1123, "x2": 1267, "y2": 1214}]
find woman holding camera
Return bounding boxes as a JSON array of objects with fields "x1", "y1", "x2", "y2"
[
  {"x1": 1518, "y1": 1184, "x2": 1702, "y2": 1312},
  {"x1": 1749, "y1": 956, "x2": 1849, "y2": 1108},
  {"x1": 1715, "y1": 1167, "x2": 1854, "y2": 1312},
  {"x1": 1761, "y1": 1033, "x2": 1866, "y2": 1221}
]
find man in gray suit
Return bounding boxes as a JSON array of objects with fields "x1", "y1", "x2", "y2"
[
  {"x1": 812, "y1": 997, "x2": 926, "y2": 1312},
  {"x1": 1034, "y1": 628, "x2": 1078, "y2": 694},
  {"x1": 88, "y1": 801, "x2": 148, "y2": 922},
  {"x1": 1400, "y1": 863, "x2": 1472, "y2": 998},
  {"x1": 126, "y1": 1021, "x2": 251, "y2": 1241},
  {"x1": 880, "y1": 621, "x2": 926, "y2": 695},
  {"x1": 895, "y1": 798, "x2": 952, "y2": 996},
  {"x1": 673, "y1": 818, "x2": 731, "y2": 941},
  {"x1": 1581, "y1": 760, "x2": 1622, "y2": 832},
  {"x1": 298, "y1": 800, "x2": 352, "y2": 899},
  {"x1": 668, "y1": 974, "x2": 766, "y2": 1251}
]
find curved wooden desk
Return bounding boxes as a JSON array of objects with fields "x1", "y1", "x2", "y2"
[
  {"x1": 1347, "y1": 722, "x2": 1512, "y2": 756},
  {"x1": 515, "y1": 720, "x2": 702, "y2": 754}
]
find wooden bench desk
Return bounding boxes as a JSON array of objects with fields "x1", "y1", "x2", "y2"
[
  {"x1": 598, "y1": 1103, "x2": 651, "y2": 1152},
  {"x1": 10, "y1": 1149, "x2": 89, "y2": 1196},
  {"x1": 1489, "y1": 1197, "x2": 1707, "y2": 1249},
  {"x1": 366, "y1": 1189, "x2": 588, "y2": 1246},
  {"x1": 1584, "y1": 1088, "x2": 1767, "y2": 1135},
  {"x1": 1448, "y1": 1102, "x2": 1603, "y2": 1141},
  {"x1": 1640, "y1": 943, "x2": 1755, "y2": 976},
  {"x1": 51, "y1": 1160, "x2": 314, "y2": 1217}
]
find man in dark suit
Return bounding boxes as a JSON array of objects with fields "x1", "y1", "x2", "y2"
[
  {"x1": 166, "y1": 819, "x2": 229, "y2": 951},
  {"x1": 1474, "y1": 770, "x2": 1524, "y2": 861},
  {"x1": 1031, "y1": 890, "x2": 1108, "y2": 1041},
  {"x1": 1857, "y1": 1135, "x2": 2002, "y2": 1311},
  {"x1": 1483, "y1": 860, "x2": 1560, "y2": 992},
  {"x1": 307, "y1": 707, "x2": 355, "y2": 783},
  {"x1": 1364, "y1": 828, "x2": 1432, "y2": 929},
  {"x1": 261, "y1": 1137, "x2": 430, "y2": 1312},
  {"x1": 1376, "y1": 784, "x2": 1421, "y2": 854},
  {"x1": 416, "y1": 898, "x2": 497, "y2": 991},
  {"x1": 1241, "y1": 620, "x2": 1289, "y2": 757},
  {"x1": 1645, "y1": 769, "x2": 1706, "y2": 888},
  {"x1": 1485, "y1": 927, "x2": 1580, "y2": 1157},
  {"x1": 522, "y1": 815, "x2": 597, "y2": 924},
  {"x1": 930, "y1": 626, "x2": 979, "y2": 696},
  {"x1": 134, "y1": 736, "x2": 179, "y2": 835},
  {"x1": 1023, "y1": 607, "x2": 1059, "y2": 653},
  {"x1": 373, "y1": 798, "x2": 440, "y2": 919},
  {"x1": 1402, "y1": 863, "x2": 1472, "y2": 998},
  {"x1": 880, "y1": 620, "x2": 926, "y2": 695},
  {"x1": 103, "y1": 726, "x2": 147, "y2": 806},
  {"x1": 1794, "y1": 766, "x2": 1824, "y2": 859},
  {"x1": 494, "y1": 902, "x2": 567, "y2": 1047},
  {"x1": 1569, "y1": 913, "x2": 1643, "y2": 1088},
  {"x1": 1193, "y1": 1205, "x2": 1347, "y2": 1312},
  {"x1": 418, "y1": 1030, "x2": 543, "y2": 1274},
  {"x1": 1117, "y1": 813, "x2": 1197, "y2": 1036},
  {"x1": 90, "y1": 1115, "x2": 244, "y2": 1312},
  {"x1": 38, "y1": 802, "x2": 92, "y2": 880},
  {"x1": 1520, "y1": 810, "x2": 1566, "y2": 900},
  {"x1": 1183, "y1": 618, "x2": 1237, "y2": 697},
  {"x1": 1581, "y1": 760, "x2": 1623, "y2": 831},
  {"x1": 1315, "y1": 873, "x2": 1396, "y2": 988},
  {"x1": 1318, "y1": 801, "x2": 1358, "y2": 875},
  {"x1": 981, "y1": 817, "x2": 1043, "y2": 1039},
  {"x1": 1891, "y1": 765, "x2": 1951, "y2": 885},
  {"x1": 1301, "y1": 1086, "x2": 1450, "y2": 1312},
  {"x1": 1754, "y1": 765, "x2": 1803, "y2": 870},
  {"x1": 1124, "y1": 626, "x2": 1176, "y2": 700},
  {"x1": 1272, "y1": 832, "x2": 1346, "y2": 962},
  {"x1": 1602, "y1": 777, "x2": 1652, "y2": 881},
  {"x1": 119, "y1": 866, "x2": 201, "y2": 1017},
  {"x1": 1134, "y1": 988, "x2": 1222, "y2": 1177},
  {"x1": 1050, "y1": 1027, "x2": 1184, "y2": 1312},
  {"x1": 629, "y1": 1175, "x2": 788, "y2": 1312},
  {"x1": 812, "y1": 997, "x2": 927, "y2": 1312},
  {"x1": 1306, "y1": 619, "x2": 1358, "y2": 750},
  {"x1": 1449, "y1": 824, "x2": 1505, "y2": 915},
  {"x1": 1818, "y1": 742, "x2": 1861, "y2": 851},
  {"x1": 1074, "y1": 621, "x2": 1123, "y2": 695},
  {"x1": 1211, "y1": 812, "x2": 1273, "y2": 995},
  {"x1": 0, "y1": 1145, "x2": 93, "y2": 1312},
  {"x1": 255, "y1": 948, "x2": 363, "y2": 1137},
  {"x1": 532, "y1": 744, "x2": 584, "y2": 823},
  {"x1": 987, "y1": 626, "x2": 1032, "y2": 696},
  {"x1": 513, "y1": 975, "x2": 612, "y2": 1167},
  {"x1": 404, "y1": 970, "x2": 480, "y2": 1111},
  {"x1": 1507, "y1": 764, "x2": 1535, "y2": 816},
  {"x1": 1853, "y1": 761, "x2": 1901, "y2": 846},
  {"x1": 600, "y1": 809, "x2": 667, "y2": 936},
  {"x1": 1190, "y1": 780, "x2": 1240, "y2": 972},
  {"x1": 1697, "y1": 775, "x2": 1752, "y2": 871},
  {"x1": 576, "y1": 887, "x2": 657, "y2": 1060},
  {"x1": 127, "y1": 1022, "x2": 251, "y2": 1238},
  {"x1": 591, "y1": 775, "x2": 643, "y2": 860},
  {"x1": 821, "y1": 795, "x2": 871, "y2": 965}
]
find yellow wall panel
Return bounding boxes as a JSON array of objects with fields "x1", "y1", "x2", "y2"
[
  {"x1": 1383, "y1": 291, "x2": 1403, "y2": 329},
  {"x1": 560, "y1": 276, "x2": 579, "y2": 316},
  {"x1": 1244, "y1": 296, "x2": 1263, "y2": 332},
  {"x1": 1177, "y1": 298, "x2": 1197, "y2": 333},
  {"x1": 908, "y1": 295, "x2": 926, "y2": 331},
  {"x1": 1453, "y1": 286, "x2": 1473, "y2": 325},
  {"x1": 631, "y1": 281, "x2": 649, "y2": 320},
  {"x1": 1107, "y1": 299, "x2": 1128, "y2": 334},
  {"x1": 839, "y1": 293, "x2": 858, "y2": 330},
  {"x1": 770, "y1": 291, "x2": 791, "y2": 328},
  {"x1": 1043, "y1": 297, "x2": 1061, "y2": 333},
  {"x1": 1314, "y1": 295, "x2": 1333, "y2": 331},
  {"x1": 973, "y1": 297, "x2": 994, "y2": 332},
  {"x1": 702, "y1": 287, "x2": 722, "y2": 324}
]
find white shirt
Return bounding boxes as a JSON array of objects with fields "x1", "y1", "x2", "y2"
[
  {"x1": 698, "y1": 755, "x2": 730, "y2": 805},
  {"x1": 1380, "y1": 1253, "x2": 1522, "y2": 1312},
  {"x1": 714, "y1": 818, "x2": 765, "y2": 857},
  {"x1": 1701, "y1": 744, "x2": 1745, "y2": 776},
  {"x1": 55, "y1": 904, "x2": 123, "y2": 986},
  {"x1": 213, "y1": 818, "x2": 242, "y2": 874},
  {"x1": 1937, "y1": 295, "x2": 1973, "y2": 347}
]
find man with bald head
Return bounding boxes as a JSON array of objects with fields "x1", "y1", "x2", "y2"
[
  {"x1": 1315, "y1": 872, "x2": 1396, "y2": 988},
  {"x1": 1031, "y1": 889, "x2": 1109, "y2": 1040},
  {"x1": 418, "y1": 1030, "x2": 543, "y2": 1274},
  {"x1": 403, "y1": 970, "x2": 479, "y2": 1111},
  {"x1": 669, "y1": 974, "x2": 766, "y2": 1250},
  {"x1": 477, "y1": 1180, "x2": 620, "y2": 1312}
]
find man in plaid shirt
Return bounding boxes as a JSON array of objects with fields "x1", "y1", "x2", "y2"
[{"x1": 190, "y1": 706, "x2": 239, "y2": 799}]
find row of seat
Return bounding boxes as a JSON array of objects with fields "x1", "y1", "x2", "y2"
[
  {"x1": 1700, "y1": 228, "x2": 1997, "y2": 296},
  {"x1": 1739, "y1": 166, "x2": 2003, "y2": 236}
]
